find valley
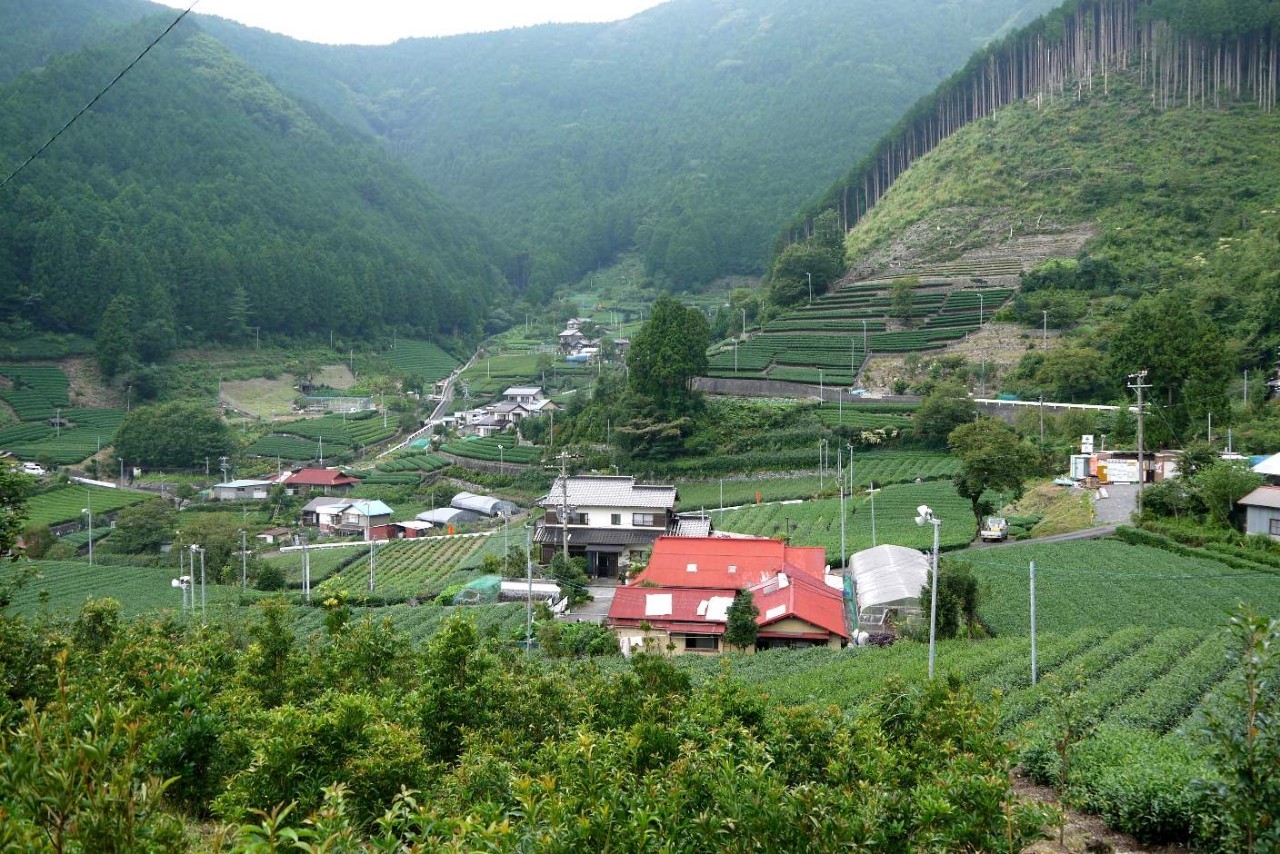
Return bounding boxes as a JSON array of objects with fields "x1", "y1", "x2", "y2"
[{"x1": 2, "y1": 0, "x2": 1280, "y2": 850}]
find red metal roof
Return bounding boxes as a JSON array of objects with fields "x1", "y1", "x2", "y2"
[
  {"x1": 285, "y1": 468, "x2": 359, "y2": 487},
  {"x1": 631, "y1": 536, "x2": 827, "y2": 589},
  {"x1": 750, "y1": 571, "x2": 848, "y2": 640},
  {"x1": 607, "y1": 570, "x2": 847, "y2": 641}
]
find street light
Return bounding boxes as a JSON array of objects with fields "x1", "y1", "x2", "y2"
[
  {"x1": 978, "y1": 292, "x2": 984, "y2": 327},
  {"x1": 914, "y1": 505, "x2": 941, "y2": 679},
  {"x1": 190, "y1": 544, "x2": 206, "y2": 620},
  {"x1": 498, "y1": 444, "x2": 504, "y2": 475},
  {"x1": 171, "y1": 575, "x2": 191, "y2": 614},
  {"x1": 81, "y1": 497, "x2": 93, "y2": 566}
]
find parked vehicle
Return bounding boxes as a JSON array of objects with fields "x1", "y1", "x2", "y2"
[
  {"x1": 980, "y1": 516, "x2": 1008, "y2": 542},
  {"x1": 20, "y1": 462, "x2": 46, "y2": 476}
]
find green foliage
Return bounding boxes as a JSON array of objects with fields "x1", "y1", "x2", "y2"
[
  {"x1": 0, "y1": 24, "x2": 505, "y2": 349},
  {"x1": 25, "y1": 484, "x2": 151, "y2": 527},
  {"x1": 920, "y1": 560, "x2": 983, "y2": 639},
  {"x1": 21, "y1": 523, "x2": 53, "y2": 560},
  {"x1": 949, "y1": 417, "x2": 1039, "y2": 528},
  {"x1": 913, "y1": 382, "x2": 977, "y2": 447},
  {"x1": 1196, "y1": 606, "x2": 1280, "y2": 852},
  {"x1": 113, "y1": 500, "x2": 179, "y2": 554},
  {"x1": 626, "y1": 294, "x2": 711, "y2": 417},
  {"x1": 114, "y1": 402, "x2": 234, "y2": 469},
  {"x1": 724, "y1": 589, "x2": 760, "y2": 651}
]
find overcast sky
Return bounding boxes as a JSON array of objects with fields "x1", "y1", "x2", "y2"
[{"x1": 153, "y1": 1, "x2": 669, "y2": 44}]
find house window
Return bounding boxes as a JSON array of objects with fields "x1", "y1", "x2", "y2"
[
  {"x1": 611, "y1": 513, "x2": 622, "y2": 525},
  {"x1": 683, "y1": 635, "x2": 719, "y2": 651},
  {"x1": 567, "y1": 512, "x2": 589, "y2": 525},
  {"x1": 633, "y1": 513, "x2": 659, "y2": 527},
  {"x1": 1270, "y1": 518, "x2": 1280, "y2": 537}
]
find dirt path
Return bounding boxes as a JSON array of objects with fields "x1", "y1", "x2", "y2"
[{"x1": 1015, "y1": 773, "x2": 1188, "y2": 853}]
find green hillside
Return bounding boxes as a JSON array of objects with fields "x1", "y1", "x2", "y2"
[
  {"x1": 201, "y1": 0, "x2": 1061, "y2": 296},
  {"x1": 0, "y1": 14, "x2": 507, "y2": 351}
]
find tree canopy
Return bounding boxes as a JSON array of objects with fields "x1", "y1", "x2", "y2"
[
  {"x1": 949, "y1": 418, "x2": 1039, "y2": 529},
  {"x1": 114, "y1": 402, "x2": 234, "y2": 470},
  {"x1": 626, "y1": 295, "x2": 711, "y2": 417}
]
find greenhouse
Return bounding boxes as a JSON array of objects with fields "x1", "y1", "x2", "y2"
[
  {"x1": 450, "y1": 491, "x2": 520, "y2": 518},
  {"x1": 849, "y1": 544, "x2": 929, "y2": 632}
]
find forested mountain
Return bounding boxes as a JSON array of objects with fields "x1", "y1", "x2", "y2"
[
  {"x1": 782, "y1": 0, "x2": 1280, "y2": 445},
  {"x1": 198, "y1": 0, "x2": 1062, "y2": 298},
  {"x1": 0, "y1": 12, "x2": 508, "y2": 352},
  {"x1": 0, "y1": 0, "x2": 153, "y2": 84}
]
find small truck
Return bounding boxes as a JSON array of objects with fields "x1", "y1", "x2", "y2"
[{"x1": 980, "y1": 516, "x2": 1008, "y2": 542}]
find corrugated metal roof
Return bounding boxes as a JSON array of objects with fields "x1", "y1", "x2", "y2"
[
  {"x1": 539, "y1": 476, "x2": 677, "y2": 510},
  {"x1": 533, "y1": 524, "x2": 660, "y2": 547},
  {"x1": 1251, "y1": 453, "x2": 1280, "y2": 477},
  {"x1": 632, "y1": 536, "x2": 826, "y2": 589},
  {"x1": 1239, "y1": 485, "x2": 1280, "y2": 509}
]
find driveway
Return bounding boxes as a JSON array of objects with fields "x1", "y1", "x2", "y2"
[
  {"x1": 560, "y1": 582, "x2": 616, "y2": 624},
  {"x1": 1091, "y1": 482, "x2": 1138, "y2": 526}
]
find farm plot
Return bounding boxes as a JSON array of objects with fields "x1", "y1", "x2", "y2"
[
  {"x1": 0, "y1": 364, "x2": 69, "y2": 421},
  {"x1": 316, "y1": 535, "x2": 488, "y2": 600},
  {"x1": 3, "y1": 408, "x2": 125, "y2": 463},
  {"x1": 711, "y1": 480, "x2": 973, "y2": 564},
  {"x1": 440, "y1": 434, "x2": 542, "y2": 465},
  {"x1": 26, "y1": 484, "x2": 153, "y2": 527},
  {"x1": 0, "y1": 559, "x2": 261, "y2": 618},
  {"x1": 246, "y1": 411, "x2": 396, "y2": 460},
  {"x1": 379, "y1": 339, "x2": 458, "y2": 383},
  {"x1": 263, "y1": 545, "x2": 369, "y2": 585},
  {"x1": 961, "y1": 539, "x2": 1280, "y2": 636}
]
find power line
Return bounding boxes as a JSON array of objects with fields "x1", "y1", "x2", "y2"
[{"x1": 0, "y1": 1, "x2": 200, "y2": 191}]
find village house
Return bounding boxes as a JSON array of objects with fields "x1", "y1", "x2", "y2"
[
  {"x1": 534, "y1": 475, "x2": 681, "y2": 577},
  {"x1": 606, "y1": 536, "x2": 848, "y2": 655},
  {"x1": 301, "y1": 497, "x2": 393, "y2": 539},
  {"x1": 455, "y1": 386, "x2": 559, "y2": 437},
  {"x1": 284, "y1": 468, "x2": 359, "y2": 496},
  {"x1": 211, "y1": 479, "x2": 274, "y2": 501}
]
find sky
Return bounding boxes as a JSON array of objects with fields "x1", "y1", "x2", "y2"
[{"x1": 152, "y1": 1, "x2": 669, "y2": 45}]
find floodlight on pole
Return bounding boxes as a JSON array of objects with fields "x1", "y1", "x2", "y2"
[
  {"x1": 82, "y1": 496, "x2": 93, "y2": 566},
  {"x1": 806, "y1": 271, "x2": 813, "y2": 304},
  {"x1": 914, "y1": 505, "x2": 941, "y2": 679}
]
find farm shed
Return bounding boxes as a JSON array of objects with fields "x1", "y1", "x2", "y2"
[
  {"x1": 451, "y1": 491, "x2": 519, "y2": 518},
  {"x1": 850, "y1": 544, "x2": 929, "y2": 631},
  {"x1": 1238, "y1": 485, "x2": 1280, "y2": 540},
  {"x1": 212, "y1": 479, "x2": 274, "y2": 501}
]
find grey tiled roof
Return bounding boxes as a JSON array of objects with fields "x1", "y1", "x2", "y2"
[
  {"x1": 539, "y1": 476, "x2": 677, "y2": 510},
  {"x1": 533, "y1": 524, "x2": 661, "y2": 547}
]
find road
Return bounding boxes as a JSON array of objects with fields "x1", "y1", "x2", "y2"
[
  {"x1": 969, "y1": 483, "x2": 1137, "y2": 549},
  {"x1": 378, "y1": 351, "x2": 478, "y2": 457}
]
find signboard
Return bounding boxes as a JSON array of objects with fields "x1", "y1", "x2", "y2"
[
  {"x1": 1081, "y1": 434, "x2": 1095, "y2": 453},
  {"x1": 1103, "y1": 459, "x2": 1139, "y2": 483}
]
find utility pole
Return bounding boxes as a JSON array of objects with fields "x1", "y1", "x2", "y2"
[
  {"x1": 1029, "y1": 561, "x2": 1038, "y2": 685},
  {"x1": 1038, "y1": 396, "x2": 1045, "y2": 444},
  {"x1": 838, "y1": 445, "x2": 846, "y2": 576},
  {"x1": 240, "y1": 529, "x2": 247, "y2": 589},
  {"x1": 302, "y1": 531, "x2": 311, "y2": 604},
  {"x1": 369, "y1": 538, "x2": 377, "y2": 592},
  {"x1": 1244, "y1": 369, "x2": 1248, "y2": 406},
  {"x1": 1042, "y1": 309, "x2": 1048, "y2": 348},
  {"x1": 556, "y1": 451, "x2": 572, "y2": 561},
  {"x1": 525, "y1": 524, "x2": 533, "y2": 653},
  {"x1": 1128, "y1": 370, "x2": 1151, "y2": 517}
]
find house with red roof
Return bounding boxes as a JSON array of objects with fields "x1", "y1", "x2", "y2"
[
  {"x1": 630, "y1": 536, "x2": 827, "y2": 588},
  {"x1": 284, "y1": 468, "x2": 359, "y2": 495},
  {"x1": 606, "y1": 536, "x2": 848, "y2": 655}
]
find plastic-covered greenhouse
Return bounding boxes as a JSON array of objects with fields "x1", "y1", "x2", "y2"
[{"x1": 849, "y1": 544, "x2": 929, "y2": 631}]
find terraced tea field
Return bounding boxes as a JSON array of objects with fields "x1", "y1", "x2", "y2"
[
  {"x1": 0, "y1": 559, "x2": 263, "y2": 618},
  {"x1": 961, "y1": 539, "x2": 1280, "y2": 635},
  {"x1": 245, "y1": 411, "x2": 397, "y2": 460},
  {"x1": 705, "y1": 281, "x2": 1015, "y2": 384},
  {"x1": 316, "y1": 535, "x2": 490, "y2": 600},
  {"x1": 711, "y1": 480, "x2": 974, "y2": 564},
  {"x1": 26, "y1": 484, "x2": 153, "y2": 527},
  {"x1": 378, "y1": 339, "x2": 458, "y2": 383},
  {"x1": 440, "y1": 434, "x2": 542, "y2": 465}
]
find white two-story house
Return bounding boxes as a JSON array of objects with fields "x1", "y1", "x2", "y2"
[{"x1": 534, "y1": 475, "x2": 683, "y2": 577}]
